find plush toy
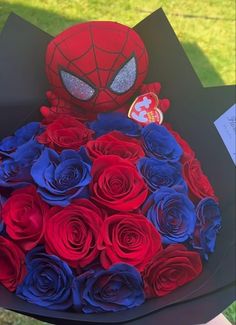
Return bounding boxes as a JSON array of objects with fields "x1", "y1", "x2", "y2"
[{"x1": 42, "y1": 21, "x2": 169, "y2": 121}]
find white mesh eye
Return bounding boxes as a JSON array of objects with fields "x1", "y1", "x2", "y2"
[
  {"x1": 109, "y1": 56, "x2": 137, "y2": 94},
  {"x1": 60, "y1": 70, "x2": 95, "y2": 101}
]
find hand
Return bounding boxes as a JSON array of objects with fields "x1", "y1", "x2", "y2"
[
  {"x1": 140, "y1": 82, "x2": 161, "y2": 95},
  {"x1": 40, "y1": 91, "x2": 96, "y2": 123},
  {"x1": 139, "y1": 83, "x2": 170, "y2": 113}
]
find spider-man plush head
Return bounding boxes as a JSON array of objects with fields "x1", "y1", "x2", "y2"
[{"x1": 46, "y1": 21, "x2": 149, "y2": 113}]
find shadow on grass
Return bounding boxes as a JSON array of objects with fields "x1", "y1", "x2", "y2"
[
  {"x1": 0, "y1": 0, "x2": 86, "y2": 35},
  {"x1": 183, "y1": 42, "x2": 224, "y2": 87}
]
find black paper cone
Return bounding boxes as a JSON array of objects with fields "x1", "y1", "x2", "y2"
[{"x1": 0, "y1": 8, "x2": 235, "y2": 325}]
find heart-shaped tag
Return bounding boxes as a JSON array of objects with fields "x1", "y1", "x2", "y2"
[{"x1": 128, "y1": 92, "x2": 163, "y2": 126}]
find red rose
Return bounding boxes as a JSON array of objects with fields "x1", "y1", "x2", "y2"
[
  {"x1": 97, "y1": 213, "x2": 162, "y2": 271},
  {"x1": 2, "y1": 185, "x2": 49, "y2": 251},
  {"x1": 143, "y1": 244, "x2": 202, "y2": 297},
  {"x1": 45, "y1": 199, "x2": 104, "y2": 268},
  {"x1": 37, "y1": 115, "x2": 94, "y2": 152},
  {"x1": 90, "y1": 155, "x2": 148, "y2": 211},
  {"x1": 183, "y1": 158, "x2": 217, "y2": 202},
  {"x1": 165, "y1": 123, "x2": 195, "y2": 162},
  {"x1": 0, "y1": 236, "x2": 26, "y2": 292},
  {"x1": 86, "y1": 131, "x2": 145, "y2": 163}
]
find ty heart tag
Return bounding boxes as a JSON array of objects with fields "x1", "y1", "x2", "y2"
[{"x1": 128, "y1": 92, "x2": 163, "y2": 126}]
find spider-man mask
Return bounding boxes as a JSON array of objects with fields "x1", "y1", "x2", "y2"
[{"x1": 46, "y1": 21, "x2": 149, "y2": 113}]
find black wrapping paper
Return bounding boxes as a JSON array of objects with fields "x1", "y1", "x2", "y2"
[{"x1": 0, "y1": 8, "x2": 235, "y2": 324}]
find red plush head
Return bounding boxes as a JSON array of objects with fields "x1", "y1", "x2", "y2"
[{"x1": 46, "y1": 21, "x2": 149, "y2": 113}]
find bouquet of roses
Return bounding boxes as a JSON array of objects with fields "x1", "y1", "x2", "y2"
[
  {"x1": 0, "y1": 18, "x2": 222, "y2": 315},
  {"x1": 0, "y1": 110, "x2": 221, "y2": 313}
]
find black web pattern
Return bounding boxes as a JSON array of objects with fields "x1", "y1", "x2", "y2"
[{"x1": 46, "y1": 24, "x2": 148, "y2": 111}]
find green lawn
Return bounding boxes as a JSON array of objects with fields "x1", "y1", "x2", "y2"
[
  {"x1": 0, "y1": 0, "x2": 235, "y2": 86},
  {"x1": 0, "y1": 0, "x2": 235, "y2": 324}
]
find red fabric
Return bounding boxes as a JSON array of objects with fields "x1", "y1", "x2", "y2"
[
  {"x1": 90, "y1": 155, "x2": 148, "y2": 211},
  {"x1": 158, "y1": 98, "x2": 170, "y2": 113},
  {"x1": 86, "y1": 131, "x2": 145, "y2": 163},
  {"x1": 139, "y1": 82, "x2": 170, "y2": 113},
  {"x1": 143, "y1": 244, "x2": 202, "y2": 297},
  {"x1": 97, "y1": 213, "x2": 162, "y2": 271},
  {"x1": 0, "y1": 236, "x2": 26, "y2": 292},
  {"x1": 38, "y1": 115, "x2": 94, "y2": 153},
  {"x1": 46, "y1": 21, "x2": 148, "y2": 113},
  {"x1": 2, "y1": 185, "x2": 49, "y2": 251},
  {"x1": 140, "y1": 82, "x2": 161, "y2": 95},
  {"x1": 40, "y1": 91, "x2": 97, "y2": 124},
  {"x1": 45, "y1": 199, "x2": 104, "y2": 268}
]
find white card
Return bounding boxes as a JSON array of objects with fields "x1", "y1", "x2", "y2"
[{"x1": 214, "y1": 104, "x2": 236, "y2": 165}]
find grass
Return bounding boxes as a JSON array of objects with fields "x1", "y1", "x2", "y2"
[
  {"x1": 0, "y1": 0, "x2": 235, "y2": 324},
  {"x1": 225, "y1": 303, "x2": 236, "y2": 325},
  {"x1": 0, "y1": 309, "x2": 48, "y2": 325},
  {"x1": 0, "y1": 0, "x2": 235, "y2": 86}
]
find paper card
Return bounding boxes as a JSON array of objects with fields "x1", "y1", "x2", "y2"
[{"x1": 214, "y1": 104, "x2": 236, "y2": 165}]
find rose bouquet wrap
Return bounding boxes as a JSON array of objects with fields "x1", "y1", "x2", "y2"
[{"x1": 0, "y1": 109, "x2": 221, "y2": 314}]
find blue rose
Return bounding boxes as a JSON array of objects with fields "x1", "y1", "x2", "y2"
[
  {"x1": 0, "y1": 140, "x2": 44, "y2": 188},
  {"x1": 73, "y1": 263, "x2": 144, "y2": 313},
  {"x1": 141, "y1": 123, "x2": 182, "y2": 162},
  {"x1": 143, "y1": 187, "x2": 196, "y2": 244},
  {"x1": 137, "y1": 157, "x2": 187, "y2": 192},
  {"x1": 31, "y1": 147, "x2": 91, "y2": 206},
  {"x1": 0, "y1": 195, "x2": 6, "y2": 233},
  {"x1": 192, "y1": 197, "x2": 221, "y2": 260},
  {"x1": 0, "y1": 160, "x2": 31, "y2": 188},
  {"x1": 0, "y1": 122, "x2": 44, "y2": 156},
  {"x1": 11, "y1": 139, "x2": 44, "y2": 164},
  {"x1": 88, "y1": 112, "x2": 141, "y2": 138},
  {"x1": 16, "y1": 246, "x2": 74, "y2": 310}
]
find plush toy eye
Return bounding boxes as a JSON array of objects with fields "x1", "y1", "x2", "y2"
[
  {"x1": 109, "y1": 56, "x2": 137, "y2": 94},
  {"x1": 60, "y1": 70, "x2": 96, "y2": 101}
]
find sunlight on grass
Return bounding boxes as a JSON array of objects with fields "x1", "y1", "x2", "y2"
[
  {"x1": 0, "y1": 0, "x2": 235, "y2": 85},
  {"x1": 224, "y1": 302, "x2": 236, "y2": 324}
]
